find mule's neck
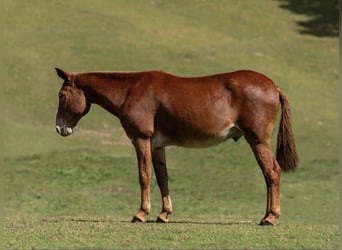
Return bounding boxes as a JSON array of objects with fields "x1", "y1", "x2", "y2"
[{"x1": 75, "y1": 71, "x2": 141, "y2": 117}]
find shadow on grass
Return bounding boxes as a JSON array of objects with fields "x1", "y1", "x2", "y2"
[
  {"x1": 161, "y1": 220, "x2": 253, "y2": 226},
  {"x1": 42, "y1": 217, "x2": 254, "y2": 226}
]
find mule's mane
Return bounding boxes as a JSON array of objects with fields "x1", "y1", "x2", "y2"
[
  {"x1": 75, "y1": 71, "x2": 170, "y2": 86},
  {"x1": 75, "y1": 70, "x2": 234, "y2": 83},
  {"x1": 76, "y1": 71, "x2": 147, "y2": 81}
]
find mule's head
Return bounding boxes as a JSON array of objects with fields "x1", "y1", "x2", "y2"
[{"x1": 55, "y1": 68, "x2": 90, "y2": 137}]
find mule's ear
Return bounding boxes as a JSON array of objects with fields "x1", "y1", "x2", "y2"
[{"x1": 55, "y1": 68, "x2": 70, "y2": 81}]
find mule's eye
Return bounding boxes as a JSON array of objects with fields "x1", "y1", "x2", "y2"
[{"x1": 58, "y1": 93, "x2": 65, "y2": 100}]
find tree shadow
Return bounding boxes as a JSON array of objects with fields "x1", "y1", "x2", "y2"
[{"x1": 278, "y1": 0, "x2": 338, "y2": 37}]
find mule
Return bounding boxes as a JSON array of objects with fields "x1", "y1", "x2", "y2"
[{"x1": 54, "y1": 68, "x2": 298, "y2": 225}]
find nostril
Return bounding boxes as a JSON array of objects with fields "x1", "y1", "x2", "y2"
[{"x1": 56, "y1": 126, "x2": 61, "y2": 134}]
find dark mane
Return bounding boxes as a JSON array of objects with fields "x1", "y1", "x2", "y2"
[
  {"x1": 75, "y1": 70, "x2": 172, "y2": 88},
  {"x1": 77, "y1": 71, "x2": 147, "y2": 82}
]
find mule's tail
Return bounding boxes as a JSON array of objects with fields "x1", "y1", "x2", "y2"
[{"x1": 276, "y1": 89, "x2": 299, "y2": 172}]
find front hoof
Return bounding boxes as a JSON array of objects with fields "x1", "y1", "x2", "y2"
[
  {"x1": 156, "y1": 212, "x2": 169, "y2": 223},
  {"x1": 131, "y1": 215, "x2": 145, "y2": 223},
  {"x1": 156, "y1": 216, "x2": 168, "y2": 223},
  {"x1": 259, "y1": 220, "x2": 274, "y2": 226}
]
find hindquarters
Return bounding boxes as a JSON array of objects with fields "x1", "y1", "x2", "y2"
[
  {"x1": 232, "y1": 71, "x2": 281, "y2": 146},
  {"x1": 231, "y1": 70, "x2": 298, "y2": 172}
]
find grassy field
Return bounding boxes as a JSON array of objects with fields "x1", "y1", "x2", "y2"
[{"x1": 3, "y1": 0, "x2": 338, "y2": 249}]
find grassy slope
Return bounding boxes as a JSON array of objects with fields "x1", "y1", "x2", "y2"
[{"x1": 3, "y1": 0, "x2": 338, "y2": 249}]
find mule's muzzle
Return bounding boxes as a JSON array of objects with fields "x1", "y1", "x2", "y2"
[{"x1": 56, "y1": 125, "x2": 73, "y2": 137}]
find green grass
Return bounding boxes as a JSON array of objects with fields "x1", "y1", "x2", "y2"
[
  {"x1": 5, "y1": 217, "x2": 338, "y2": 249},
  {"x1": 4, "y1": 149, "x2": 338, "y2": 248},
  {"x1": 3, "y1": 0, "x2": 338, "y2": 249}
]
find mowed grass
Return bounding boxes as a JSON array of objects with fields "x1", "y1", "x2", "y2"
[
  {"x1": 3, "y1": 0, "x2": 338, "y2": 249},
  {"x1": 4, "y1": 150, "x2": 338, "y2": 249},
  {"x1": 5, "y1": 217, "x2": 337, "y2": 249}
]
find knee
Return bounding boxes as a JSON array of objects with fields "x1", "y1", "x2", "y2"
[{"x1": 139, "y1": 175, "x2": 151, "y2": 187}]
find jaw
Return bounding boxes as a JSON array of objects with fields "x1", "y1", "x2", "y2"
[{"x1": 56, "y1": 125, "x2": 73, "y2": 137}]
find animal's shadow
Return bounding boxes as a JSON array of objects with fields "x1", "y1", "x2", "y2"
[{"x1": 46, "y1": 217, "x2": 255, "y2": 226}]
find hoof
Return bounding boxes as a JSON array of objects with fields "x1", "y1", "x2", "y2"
[
  {"x1": 259, "y1": 220, "x2": 274, "y2": 226},
  {"x1": 131, "y1": 216, "x2": 145, "y2": 223},
  {"x1": 156, "y1": 216, "x2": 168, "y2": 223},
  {"x1": 156, "y1": 212, "x2": 169, "y2": 223}
]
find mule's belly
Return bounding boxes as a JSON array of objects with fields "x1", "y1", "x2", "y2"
[
  {"x1": 152, "y1": 88, "x2": 241, "y2": 149},
  {"x1": 152, "y1": 124, "x2": 243, "y2": 149}
]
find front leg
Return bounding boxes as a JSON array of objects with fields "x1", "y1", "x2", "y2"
[
  {"x1": 152, "y1": 147, "x2": 173, "y2": 223},
  {"x1": 131, "y1": 138, "x2": 152, "y2": 223}
]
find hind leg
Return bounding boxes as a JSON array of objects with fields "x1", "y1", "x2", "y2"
[
  {"x1": 241, "y1": 115, "x2": 281, "y2": 225},
  {"x1": 248, "y1": 139, "x2": 281, "y2": 225},
  {"x1": 238, "y1": 90, "x2": 281, "y2": 225}
]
